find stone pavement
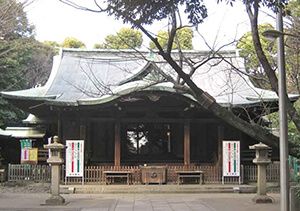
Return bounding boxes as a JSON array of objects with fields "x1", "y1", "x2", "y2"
[{"x1": 0, "y1": 192, "x2": 280, "y2": 211}]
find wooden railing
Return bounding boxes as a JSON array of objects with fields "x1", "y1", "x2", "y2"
[
  {"x1": 244, "y1": 162, "x2": 280, "y2": 182},
  {"x1": 8, "y1": 164, "x2": 51, "y2": 182},
  {"x1": 62, "y1": 165, "x2": 141, "y2": 184},
  {"x1": 7, "y1": 163, "x2": 281, "y2": 184}
]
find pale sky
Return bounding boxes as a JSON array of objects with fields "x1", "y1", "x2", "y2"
[{"x1": 23, "y1": 0, "x2": 275, "y2": 50}]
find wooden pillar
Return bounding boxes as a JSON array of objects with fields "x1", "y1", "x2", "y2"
[
  {"x1": 217, "y1": 125, "x2": 224, "y2": 166},
  {"x1": 136, "y1": 130, "x2": 140, "y2": 155},
  {"x1": 57, "y1": 111, "x2": 62, "y2": 139},
  {"x1": 79, "y1": 124, "x2": 86, "y2": 140},
  {"x1": 80, "y1": 121, "x2": 87, "y2": 164},
  {"x1": 184, "y1": 120, "x2": 190, "y2": 166},
  {"x1": 114, "y1": 121, "x2": 121, "y2": 166},
  {"x1": 87, "y1": 121, "x2": 93, "y2": 162}
]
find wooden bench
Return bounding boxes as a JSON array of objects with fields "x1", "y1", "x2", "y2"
[
  {"x1": 103, "y1": 171, "x2": 132, "y2": 185},
  {"x1": 176, "y1": 170, "x2": 204, "y2": 185}
]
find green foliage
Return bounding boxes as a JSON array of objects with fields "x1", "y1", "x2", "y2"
[
  {"x1": 0, "y1": 38, "x2": 55, "y2": 87},
  {"x1": 0, "y1": 1, "x2": 55, "y2": 128},
  {"x1": 287, "y1": 0, "x2": 300, "y2": 16},
  {"x1": 0, "y1": 97, "x2": 26, "y2": 127},
  {"x1": 93, "y1": 43, "x2": 103, "y2": 49},
  {"x1": 284, "y1": 0, "x2": 300, "y2": 93},
  {"x1": 101, "y1": 0, "x2": 287, "y2": 27},
  {"x1": 0, "y1": 39, "x2": 30, "y2": 127},
  {"x1": 43, "y1": 40, "x2": 60, "y2": 55},
  {"x1": 62, "y1": 37, "x2": 86, "y2": 48},
  {"x1": 0, "y1": 38, "x2": 55, "y2": 127},
  {"x1": 235, "y1": 1, "x2": 300, "y2": 93},
  {"x1": 268, "y1": 100, "x2": 300, "y2": 158},
  {"x1": 105, "y1": 0, "x2": 208, "y2": 26},
  {"x1": 0, "y1": 0, "x2": 34, "y2": 40},
  {"x1": 149, "y1": 28, "x2": 193, "y2": 50},
  {"x1": 287, "y1": 101, "x2": 300, "y2": 158},
  {"x1": 0, "y1": 40, "x2": 26, "y2": 89},
  {"x1": 149, "y1": 31, "x2": 168, "y2": 50},
  {"x1": 0, "y1": 0, "x2": 35, "y2": 127},
  {"x1": 96, "y1": 27, "x2": 143, "y2": 49},
  {"x1": 23, "y1": 40, "x2": 56, "y2": 87},
  {"x1": 217, "y1": 0, "x2": 288, "y2": 11},
  {"x1": 43, "y1": 40, "x2": 60, "y2": 48},
  {"x1": 237, "y1": 23, "x2": 276, "y2": 89}
]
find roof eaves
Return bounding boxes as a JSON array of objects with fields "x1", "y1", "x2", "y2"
[
  {"x1": 44, "y1": 99, "x2": 79, "y2": 107},
  {"x1": 1, "y1": 92, "x2": 57, "y2": 101},
  {"x1": 0, "y1": 127, "x2": 46, "y2": 139},
  {"x1": 60, "y1": 48, "x2": 238, "y2": 57},
  {"x1": 77, "y1": 82, "x2": 197, "y2": 106},
  {"x1": 246, "y1": 93, "x2": 299, "y2": 103}
]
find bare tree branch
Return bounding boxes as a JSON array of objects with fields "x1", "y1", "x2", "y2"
[{"x1": 245, "y1": 1, "x2": 300, "y2": 132}]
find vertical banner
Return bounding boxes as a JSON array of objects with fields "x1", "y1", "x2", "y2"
[
  {"x1": 65, "y1": 140, "x2": 84, "y2": 177},
  {"x1": 28, "y1": 148, "x2": 38, "y2": 164},
  {"x1": 20, "y1": 139, "x2": 32, "y2": 163},
  {"x1": 223, "y1": 140, "x2": 240, "y2": 177}
]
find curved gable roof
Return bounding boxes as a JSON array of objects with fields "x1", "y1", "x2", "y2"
[{"x1": 2, "y1": 48, "x2": 298, "y2": 108}]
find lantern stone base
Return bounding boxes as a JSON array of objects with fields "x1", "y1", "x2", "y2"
[
  {"x1": 252, "y1": 195, "x2": 274, "y2": 204},
  {"x1": 45, "y1": 195, "x2": 66, "y2": 205}
]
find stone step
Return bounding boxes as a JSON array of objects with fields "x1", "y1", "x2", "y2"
[{"x1": 60, "y1": 184, "x2": 256, "y2": 194}]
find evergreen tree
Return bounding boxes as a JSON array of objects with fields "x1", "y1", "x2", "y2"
[
  {"x1": 0, "y1": 0, "x2": 55, "y2": 127},
  {"x1": 95, "y1": 27, "x2": 143, "y2": 49}
]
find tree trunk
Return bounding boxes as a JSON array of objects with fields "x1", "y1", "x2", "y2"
[
  {"x1": 160, "y1": 52, "x2": 298, "y2": 156},
  {"x1": 74, "y1": 1, "x2": 299, "y2": 157},
  {"x1": 246, "y1": 2, "x2": 300, "y2": 133}
]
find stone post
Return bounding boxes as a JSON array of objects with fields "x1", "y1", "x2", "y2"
[
  {"x1": 249, "y1": 142, "x2": 273, "y2": 203},
  {"x1": 44, "y1": 136, "x2": 65, "y2": 205}
]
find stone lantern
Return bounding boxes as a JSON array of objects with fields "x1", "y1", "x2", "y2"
[
  {"x1": 44, "y1": 136, "x2": 65, "y2": 205},
  {"x1": 249, "y1": 142, "x2": 273, "y2": 203}
]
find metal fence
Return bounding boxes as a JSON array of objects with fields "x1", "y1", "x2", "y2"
[{"x1": 7, "y1": 163, "x2": 281, "y2": 184}]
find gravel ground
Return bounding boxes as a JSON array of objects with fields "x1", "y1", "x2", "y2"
[{"x1": 0, "y1": 181, "x2": 50, "y2": 193}]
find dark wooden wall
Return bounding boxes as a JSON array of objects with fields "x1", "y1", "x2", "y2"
[{"x1": 59, "y1": 117, "x2": 278, "y2": 165}]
